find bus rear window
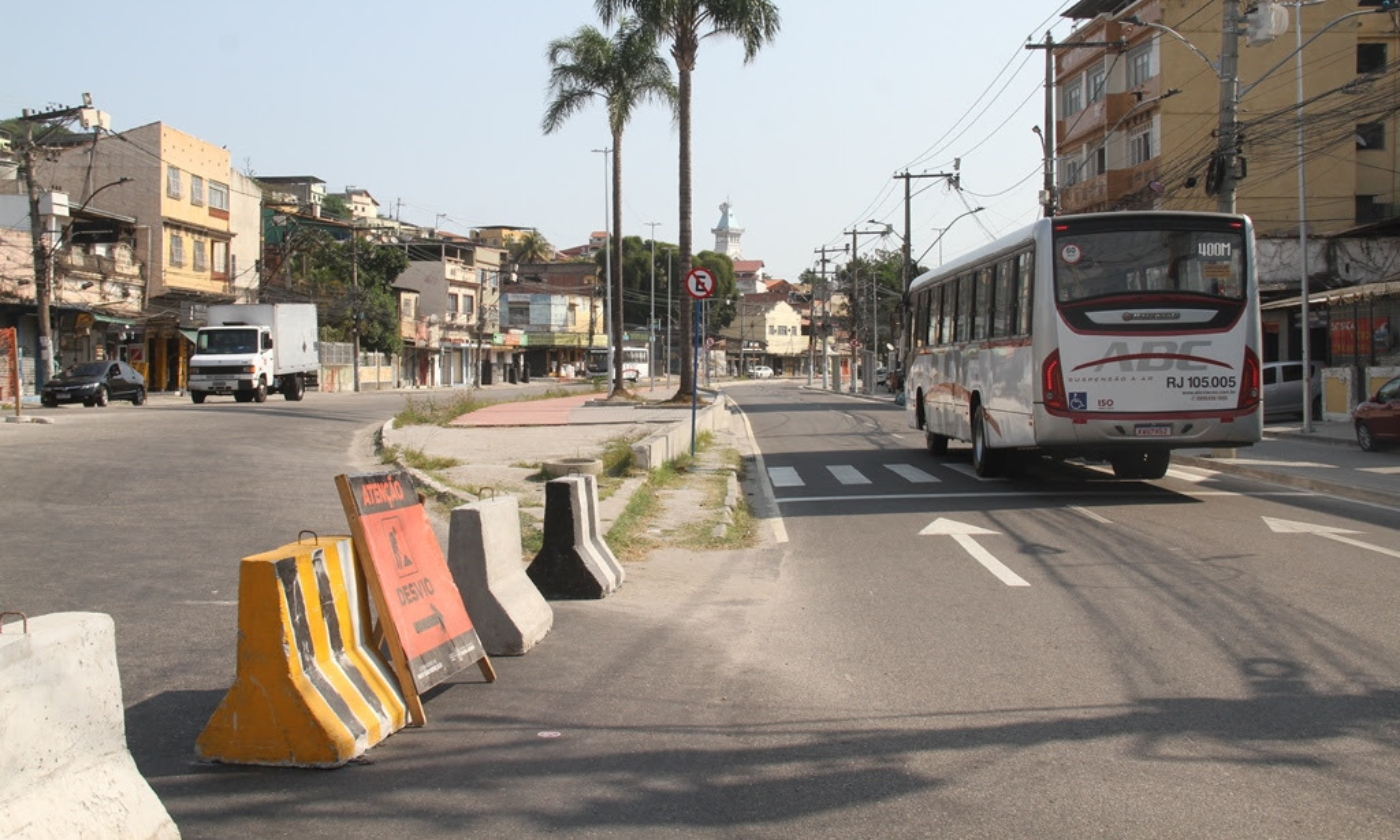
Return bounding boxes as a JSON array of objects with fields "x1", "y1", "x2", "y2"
[{"x1": 1053, "y1": 228, "x2": 1245, "y2": 304}]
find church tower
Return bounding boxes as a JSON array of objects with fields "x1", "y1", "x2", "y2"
[{"x1": 711, "y1": 200, "x2": 744, "y2": 259}]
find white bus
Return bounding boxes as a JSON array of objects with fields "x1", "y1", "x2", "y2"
[
  {"x1": 587, "y1": 346, "x2": 649, "y2": 382},
  {"x1": 904, "y1": 211, "x2": 1262, "y2": 479}
]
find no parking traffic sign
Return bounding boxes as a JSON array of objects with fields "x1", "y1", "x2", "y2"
[{"x1": 686, "y1": 267, "x2": 716, "y2": 300}]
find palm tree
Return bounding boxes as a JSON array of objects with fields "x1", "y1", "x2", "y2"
[
  {"x1": 508, "y1": 229, "x2": 554, "y2": 264},
  {"x1": 596, "y1": 0, "x2": 781, "y2": 398},
  {"x1": 544, "y1": 19, "x2": 675, "y2": 396}
]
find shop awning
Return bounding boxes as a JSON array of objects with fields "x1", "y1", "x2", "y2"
[
  {"x1": 93, "y1": 314, "x2": 138, "y2": 326},
  {"x1": 1262, "y1": 279, "x2": 1400, "y2": 310}
]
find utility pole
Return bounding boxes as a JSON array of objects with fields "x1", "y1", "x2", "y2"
[
  {"x1": 813, "y1": 244, "x2": 845, "y2": 390},
  {"x1": 845, "y1": 225, "x2": 886, "y2": 394},
  {"x1": 1025, "y1": 33, "x2": 1125, "y2": 217},
  {"x1": 351, "y1": 233, "x2": 361, "y2": 392},
  {"x1": 1216, "y1": 0, "x2": 1244, "y2": 213},
  {"x1": 18, "y1": 95, "x2": 106, "y2": 391}
]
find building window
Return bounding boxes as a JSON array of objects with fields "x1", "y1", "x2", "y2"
[
  {"x1": 567, "y1": 303, "x2": 577, "y2": 327},
  {"x1": 463, "y1": 295, "x2": 475, "y2": 319},
  {"x1": 1087, "y1": 66, "x2": 1106, "y2": 104},
  {"x1": 169, "y1": 232, "x2": 184, "y2": 267},
  {"x1": 190, "y1": 175, "x2": 205, "y2": 206},
  {"x1": 1062, "y1": 157, "x2": 1083, "y2": 186},
  {"x1": 192, "y1": 239, "x2": 207, "y2": 271},
  {"x1": 1063, "y1": 77, "x2": 1084, "y2": 116},
  {"x1": 1127, "y1": 43, "x2": 1153, "y2": 88},
  {"x1": 508, "y1": 303, "x2": 530, "y2": 326},
  {"x1": 212, "y1": 241, "x2": 228, "y2": 275},
  {"x1": 208, "y1": 181, "x2": 229, "y2": 212},
  {"x1": 166, "y1": 166, "x2": 182, "y2": 199},
  {"x1": 1357, "y1": 122, "x2": 1386, "y2": 150},
  {"x1": 1094, "y1": 146, "x2": 1106, "y2": 177},
  {"x1": 1129, "y1": 126, "x2": 1153, "y2": 165},
  {"x1": 1356, "y1": 195, "x2": 1388, "y2": 224},
  {"x1": 1358, "y1": 42, "x2": 1387, "y2": 74},
  {"x1": 447, "y1": 294, "x2": 459, "y2": 314}
]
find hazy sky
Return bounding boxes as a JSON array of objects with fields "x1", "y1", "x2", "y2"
[{"x1": 4, "y1": 1, "x2": 1085, "y2": 282}]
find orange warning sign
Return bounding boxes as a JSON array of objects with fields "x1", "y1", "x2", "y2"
[{"x1": 337, "y1": 469, "x2": 493, "y2": 724}]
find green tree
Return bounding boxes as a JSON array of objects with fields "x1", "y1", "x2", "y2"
[
  {"x1": 321, "y1": 194, "x2": 350, "y2": 221},
  {"x1": 544, "y1": 18, "x2": 676, "y2": 395},
  {"x1": 836, "y1": 248, "x2": 905, "y2": 364},
  {"x1": 596, "y1": 0, "x2": 781, "y2": 399},
  {"x1": 301, "y1": 234, "x2": 408, "y2": 357}
]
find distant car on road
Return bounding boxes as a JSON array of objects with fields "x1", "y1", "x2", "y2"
[
  {"x1": 748, "y1": 365, "x2": 774, "y2": 379},
  {"x1": 1354, "y1": 374, "x2": 1400, "y2": 451},
  {"x1": 1262, "y1": 360, "x2": 1321, "y2": 420},
  {"x1": 40, "y1": 361, "x2": 146, "y2": 408}
]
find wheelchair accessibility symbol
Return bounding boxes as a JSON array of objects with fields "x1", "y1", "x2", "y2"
[{"x1": 1069, "y1": 392, "x2": 1089, "y2": 411}]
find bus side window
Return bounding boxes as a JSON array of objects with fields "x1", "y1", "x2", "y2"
[
  {"x1": 957, "y1": 275, "x2": 974, "y2": 343},
  {"x1": 1018, "y1": 250, "x2": 1034, "y2": 335},
  {"x1": 994, "y1": 259, "x2": 1015, "y2": 338},
  {"x1": 925, "y1": 289, "x2": 938, "y2": 347},
  {"x1": 974, "y1": 266, "x2": 993, "y2": 341},
  {"x1": 941, "y1": 283, "x2": 955, "y2": 345}
]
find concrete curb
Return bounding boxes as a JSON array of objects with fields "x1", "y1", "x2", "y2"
[{"x1": 1173, "y1": 453, "x2": 1400, "y2": 509}]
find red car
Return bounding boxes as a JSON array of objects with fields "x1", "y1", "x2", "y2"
[{"x1": 1354, "y1": 375, "x2": 1400, "y2": 451}]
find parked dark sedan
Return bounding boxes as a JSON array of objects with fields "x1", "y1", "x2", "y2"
[
  {"x1": 40, "y1": 361, "x2": 146, "y2": 408},
  {"x1": 1354, "y1": 374, "x2": 1400, "y2": 451}
]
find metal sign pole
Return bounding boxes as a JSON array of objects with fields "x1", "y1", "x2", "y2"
[{"x1": 691, "y1": 295, "x2": 700, "y2": 456}]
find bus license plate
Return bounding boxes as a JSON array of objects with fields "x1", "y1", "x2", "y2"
[{"x1": 1134, "y1": 424, "x2": 1172, "y2": 437}]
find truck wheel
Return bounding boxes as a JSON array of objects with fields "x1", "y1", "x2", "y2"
[
  {"x1": 253, "y1": 379, "x2": 268, "y2": 403},
  {"x1": 191, "y1": 391, "x2": 207, "y2": 404},
  {"x1": 283, "y1": 374, "x2": 304, "y2": 401}
]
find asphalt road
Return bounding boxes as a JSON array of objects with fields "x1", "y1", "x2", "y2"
[{"x1": 2, "y1": 383, "x2": 1399, "y2": 837}]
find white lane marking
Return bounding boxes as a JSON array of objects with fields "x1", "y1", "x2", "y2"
[
  {"x1": 1263, "y1": 516, "x2": 1400, "y2": 559},
  {"x1": 886, "y1": 463, "x2": 940, "y2": 483},
  {"x1": 738, "y1": 404, "x2": 788, "y2": 544},
  {"x1": 919, "y1": 517, "x2": 1029, "y2": 587},
  {"x1": 828, "y1": 465, "x2": 871, "y2": 485},
  {"x1": 1165, "y1": 467, "x2": 1214, "y2": 483},
  {"x1": 1360, "y1": 466, "x2": 1400, "y2": 475},
  {"x1": 943, "y1": 463, "x2": 1009, "y2": 482},
  {"x1": 768, "y1": 466, "x2": 804, "y2": 487},
  {"x1": 1222, "y1": 458, "x2": 1337, "y2": 469},
  {"x1": 775, "y1": 489, "x2": 1314, "y2": 505},
  {"x1": 1070, "y1": 505, "x2": 1112, "y2": 524}
]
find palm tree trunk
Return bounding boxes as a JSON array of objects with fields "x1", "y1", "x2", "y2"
[
  {"x1": 612, "y1": 133, "x2": 626, "y2": 396},
  {"x1": 677, "y1": 64, "x2": 694, "y2": 397}
]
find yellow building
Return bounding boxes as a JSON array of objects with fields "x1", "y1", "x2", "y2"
[
  {"x1": 50, "y1": 122, "x2": 239, "y2": 390},
  {"x1": 1056, "y1": 0, "x2": 1400, "y2": 237}
]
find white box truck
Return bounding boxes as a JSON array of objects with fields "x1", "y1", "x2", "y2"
[{"x1": 188, "y1": 304, "x2": 319, "y2": 404}]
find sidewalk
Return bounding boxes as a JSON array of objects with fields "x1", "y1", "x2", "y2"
[{"x1": 1175, "y1": 418, "x2": 1400, "y2": 509}]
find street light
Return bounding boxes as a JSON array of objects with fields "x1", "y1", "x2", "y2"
[{"x1": 919, "y1": 207, "x2": 985, "y2": 266}]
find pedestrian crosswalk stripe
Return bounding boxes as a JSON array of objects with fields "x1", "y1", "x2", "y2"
[
  {"x1": 828, "y1": 465, "x2": 871, "y2": 485},
  {"x1": 885, "y1": 464, "x2": 940, "y2": 483},
  {"x1": 768, "y1": 466, "x2": 804, "y2": 487}
]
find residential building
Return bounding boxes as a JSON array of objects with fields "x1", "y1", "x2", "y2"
[
  {"x1": 257, "y1": 176, "x2": 327, "y2": 218},
  {"x1": 0, "y1": 194, "x2": 146, "y2": 391},
  {"x1": 506, "y1": 262, "x2": 606, "y2": 378},
  {"x1": 1055, "y1": 0, "x2": 1399, "y2": 234},
  {"x1": 393, "y1": 237, "x2": 509, "y2": 388},
  {"x1": 721, "y1": 291, "x2": 805, "y2": 376},
  {"x1": 42, "y1": 122, "x2": 249, "y2": 391}
]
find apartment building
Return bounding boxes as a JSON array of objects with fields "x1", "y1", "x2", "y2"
[{"x1": 1056, "y1": 0, "x2": 1400, "y2": 236}]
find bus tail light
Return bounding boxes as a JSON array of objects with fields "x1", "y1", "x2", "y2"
[
  {"x1": 1042, "y1": 350, "x2": 1069, "y2": 415},
  {"x1": 1237, "y1": 347, "x2": 1261, "y2": 411}
]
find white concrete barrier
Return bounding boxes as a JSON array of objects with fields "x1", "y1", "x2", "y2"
[
  {"x1": 0, "y1": 612, "x2": 179, "y2": 839},
  {"x1": 528, "y1": 476, "x2": 620, "y2": 599},
  {"x1": 448, "y1": 497, "x2": 554, "y2": 655},
  {"x1": 631, "y1": 394, "x2": 733, "y2": 470}
]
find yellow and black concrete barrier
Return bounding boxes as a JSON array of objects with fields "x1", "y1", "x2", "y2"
[{"x1": 196, "y1": 535, "x2": 407, "y2": 767}]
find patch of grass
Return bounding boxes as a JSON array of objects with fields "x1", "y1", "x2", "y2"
[
  {"x1": 601, "y1": 436, "x2": 638, "y2": 477},
  {"x1": 520, "y1": 510, "x2": 544, "y2": 556},
  {"x1": 398, "y1": 447, "x2": 461, "y2": 472},
  {"x1": 394, "y1": 387, "x2": 582, "y2": 428}
]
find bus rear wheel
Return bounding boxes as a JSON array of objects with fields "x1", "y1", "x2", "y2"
[
  {"x1": 1111, "y1": 449, "x2": 1170, "y2": 480},
  {"x1": 971, "y1": 406, "x2": 1002, "y2": 477}
]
